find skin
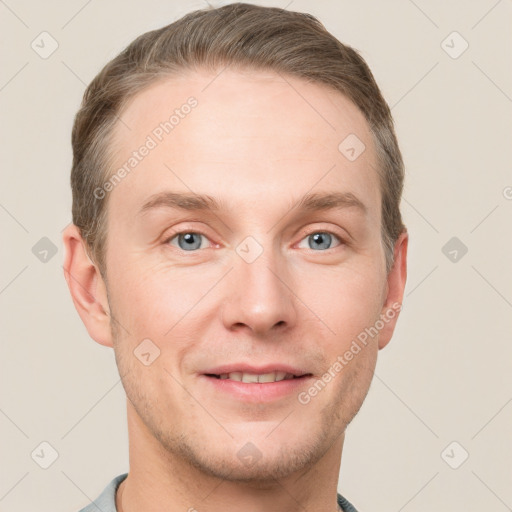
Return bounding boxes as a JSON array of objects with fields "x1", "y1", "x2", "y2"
[{"x1": 63, "y1": 68, "x2": 407, "y2": 512}]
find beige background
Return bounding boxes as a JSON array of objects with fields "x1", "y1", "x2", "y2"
[{"x1": 1, "y1": 1, "x2": 511, "y2": 511}]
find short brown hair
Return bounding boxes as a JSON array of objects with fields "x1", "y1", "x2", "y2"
[{"x1": 70, "y1": 2, "x2": 406, "y2": 278}]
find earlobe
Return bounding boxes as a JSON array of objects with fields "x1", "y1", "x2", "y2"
[
  {"x1": 378, "y1": 230, "x2": 408, "y2": 350},
  {"x1": 62, "y1": 224, "x2": 113, "y2": 348}
]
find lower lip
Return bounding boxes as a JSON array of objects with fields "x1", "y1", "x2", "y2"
[{"x1": 199, "y1": 375, "x2": 313, "y2": 402}]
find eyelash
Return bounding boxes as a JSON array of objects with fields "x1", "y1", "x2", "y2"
[{"x1": 163, "y1": 227, "x2": 346, "y2": 253}]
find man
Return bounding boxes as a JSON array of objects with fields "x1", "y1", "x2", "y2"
[{"x1": 63, "y1": 3, "x2": 408, "y2": 511}]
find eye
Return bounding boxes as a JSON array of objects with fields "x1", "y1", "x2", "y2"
[
  {"x1": 166, "y1": 231, "x2": 211, "y2": 251},
  {"x1": 164, "y1": 229, "x2": 344, "y2": 253},
  {"x1": 297, "y1": 231, "x2": 343, "y2": 251}
]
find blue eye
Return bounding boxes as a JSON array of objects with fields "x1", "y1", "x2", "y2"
[
  {"x1": 168, "y1": 232, "x2": 208, "y2": 251},
  {"x1": 165, "y1": 230, "x2": 343, "y2": 253},
  {"x1": 298, "y1": 232, "x2": 342, "y2": 251}
]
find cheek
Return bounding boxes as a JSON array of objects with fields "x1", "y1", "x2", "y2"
[
  {"x1": 297, "y1": 264, "x2": 385, "y2": 347},
  {"x1": 108, "y1": 260, "x2": 206, "y2": 335},
  {"x1": 108, "y1": 262, "x2": 219, "y2": 382}
]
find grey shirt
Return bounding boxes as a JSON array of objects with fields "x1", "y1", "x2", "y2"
[{"x1": 78, "y1": 473, "x2": 359, "y2": 512}]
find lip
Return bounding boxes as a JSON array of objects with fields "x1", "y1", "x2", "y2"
[
  {"x1": 199, "y1": 373, "x2": 314, "y2": 403},
  {"x1": 202, "y1": 363, "x2": 310, "y2": 377}
]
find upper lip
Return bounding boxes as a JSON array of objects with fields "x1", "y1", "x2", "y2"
[{"x1": 203, "y1": 363, "x2": 311, "y2": 377}]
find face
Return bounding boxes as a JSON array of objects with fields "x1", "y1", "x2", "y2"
[{"x1": 90, "y1": 68, "x2": 404, "y2": 482}]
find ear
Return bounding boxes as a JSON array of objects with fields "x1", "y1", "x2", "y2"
[
  {"x1": 62, "y1": 224, "x2": 113, "y2": 348},
  {"x1": 378, "y1": 230, "x2": 408, "y2": 350}
]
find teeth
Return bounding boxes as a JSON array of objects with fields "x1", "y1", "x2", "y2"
[
  {"x1": 259, "y1": 371, "x2": 284, "y2": 383},
  {"x1": 242, "y1": 373, "x2": 259, "y2": 383},
  {"x1": 217, "y1": 371, "x2": 296, "y2": 383}
]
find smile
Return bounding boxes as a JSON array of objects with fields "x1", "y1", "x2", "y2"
[{"x1": 205, "y1": 371, "x2": 308, "y2": 383}]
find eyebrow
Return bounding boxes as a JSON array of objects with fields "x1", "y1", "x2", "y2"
[{"x1": 138, "y1": 190, "x2": 368, "y2": 217}]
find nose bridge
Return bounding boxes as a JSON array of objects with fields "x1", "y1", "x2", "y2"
[{"x1": 222, "y1": 235, "x2": 296, "y2": 334}]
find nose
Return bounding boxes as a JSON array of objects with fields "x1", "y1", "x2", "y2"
[{"x1": 221, "y1": 244, "x2": 297, "y2": 336}]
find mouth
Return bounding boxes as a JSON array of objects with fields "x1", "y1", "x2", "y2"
[
  {"x1": 204, "y1": 371, "x2": 312, "y2": 383},
  {"x1": 199, "y1": 367, "x2": 314, "y2": 402}
]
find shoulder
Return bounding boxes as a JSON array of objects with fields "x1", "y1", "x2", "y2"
[
  {"x1": 77, "y1": 473, "x2": 128, "y2": 512},
  {"x1": 337, "y1": 492, "x2": 359, "y2": 512}
]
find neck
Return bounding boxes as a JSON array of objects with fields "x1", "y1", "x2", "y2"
[{"x1": 117, "y1": 399, "x2": 345, "y2": 512}]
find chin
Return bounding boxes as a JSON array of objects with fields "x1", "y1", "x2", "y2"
[
  {"x1": 186, "y1": 445, "x2": 320, "y2": 483},
  {"x1": 163, "y1": 424, "x2": 331, "y2": 483}
]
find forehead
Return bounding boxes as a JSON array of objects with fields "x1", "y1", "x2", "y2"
[{"x1": 107, "y1": 68, "x2": 380, "y2": 221}]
